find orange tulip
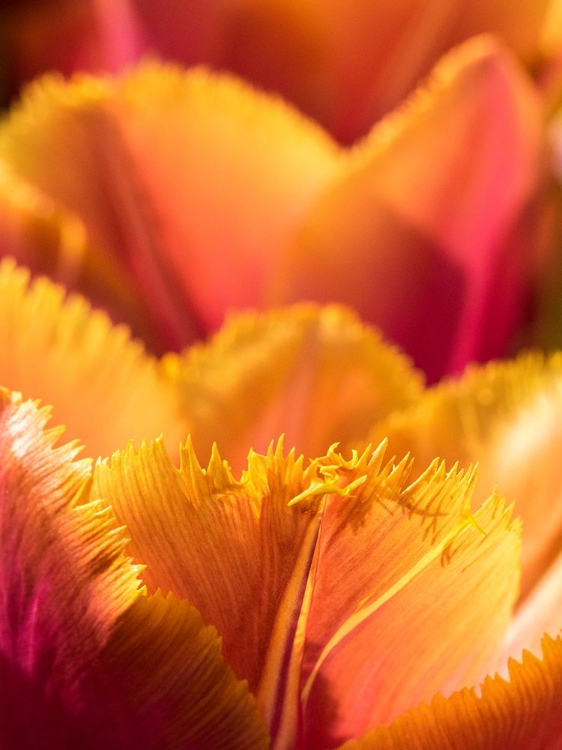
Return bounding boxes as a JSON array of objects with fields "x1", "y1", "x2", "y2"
[
  {"x1": 3, "y1": 0, "x2": 558, "y2": 144},
  {"x1": 0, "y1": 35, "x2": 547, "y2": 381},
  {"x1": 1, "y1": 259, "x2": 562, "y2": 748}
]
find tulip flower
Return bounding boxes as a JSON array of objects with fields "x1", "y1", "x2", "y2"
[
  {"x1": 1, "y1": 258, "x2": 562, "y2": 748},
  {"x1": 3, "y1": 0, "x2": 558, "y2": 144},
  {"x1": 0, "y1": 35, "x2": 547, "y2": 381}
]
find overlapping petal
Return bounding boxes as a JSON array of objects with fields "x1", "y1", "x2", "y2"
[
  {"x1": 0, "y1": 63, "x2": 342, "y2": 350},
  {"x1": 0, "y1": 159, "x2": 159, "y2": 344},
  {"x1": 93, "y1": 435, "x2": 521, "y2": 748},
  {"x1": 343, "y1": 636, "x2": 562, "y2": 750},
  {"x1": 271, "y1": 35, "x2": 544, "y2": 381},
  {"x1": 0, "y1": 387, "x2": 268, "y2": 749},
  {"x1": 0, "y1": 258, "x2": 185, "y2": 459},
  {"x1": 0, "y1": 37, "x2": 545, "y2": 379},
  {"x1": 95, "y1": 0, "x2": 553, "y2": 143},
  {"x1": 162, "y1": 304, "x2": 424, "y2": 472},
  {"x1": 370, "y1": 352, "x2": 562, "y2": 603}
]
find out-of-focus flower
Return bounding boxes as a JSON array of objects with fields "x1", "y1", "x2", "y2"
[
  {"x1": 0, "y1": 0, "x2": 103, "y2": 108},
  {"x1": 0, "y1": 35, "x2": 547, "y2": 381},
  {"x1": 96, "y1": 0, "x2": 562, "y2": 145},
  {"x1": 2, "y1": 0, "x2": 560, "y2": 144},
  {"x1": 2, "y1": 259, "x2": 562, "y2": 748}
]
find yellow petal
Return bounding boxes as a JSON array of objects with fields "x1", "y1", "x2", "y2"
[
  {"x1": 0, "y1": 258, "x2": 186, "y2": 460},
  {"x1": 295, "y1": 456, "x2": 520, "y2": 748},
  {"x1": 0, "y1": 387, "x2": 268, "y2": 748},
  {"x1": 162, "y1": 304, "x2": 424, "y2": 473},
  {"x1": 0, "y1": 62, "x2": 342, "y2": 347},
  {"x1": 342, "y1": 635, "x2": 562, "y2": 750},
  {"x1": 94, "y1": 437, "x2": 520, "y2": 747},
  {"x1": 370, "y1": 351, "x2": 562, "y2": 601},
  {"x1": 269, "y1": 35, "x2": 544, "y2": 381}
]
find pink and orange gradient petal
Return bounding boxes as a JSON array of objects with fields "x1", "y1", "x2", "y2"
[
  {"x1": 343, "y1": 635, "x2": 562, "y2": 750},
  {"x1": 0, "y1": 64, "x2": 342, "y2": 350},
  {"x1": 270, "y1": 35, "x2": 544, "y2": 382},
  {"x1": 162, "y1": 305, "x2": 424, "y2": 473},
  {"x1": 370, "y1": 352, "x2": 562, "y2": 602},
  {"x1": 0, "y1": 388, "x2": 268, "y2": 749},
  {"x1": 93, "y1": 436, "x2": 520, "y2": 747},
  {"x1": 94, "y1": 0, "x2": 552, "y2": 143},
  {"x1": 294, "y1": 454, "x2": 520, "y2": 748},
  {"x1": 0, "y1": 259, "x2": 186, "y2": 460},
  {"x1": 93, "y1": 438, "x2": 324, "y2": 696}
]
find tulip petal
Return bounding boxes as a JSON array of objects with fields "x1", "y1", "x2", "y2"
[
  {"x1": 270, "y1": 35, "x2": 543, "y2": 381},
  {"x1": 296, "y1": 456, "x2": 520, "y2": 747},
  {"x1": 92, "y1": 592, "x2": 269, "y2": 750},
  {"x1": 0, "y1": 63, "x2": 342, "y2": 349},
  {"x1": 503, "y1": 542, "x2": 562, "y2": 665},
  {"x1": 93, "y1": 437, "x2": 520, "y2": 747},
  {"x1": 0, "y1": 387, "x2": 268, "y2": 749},
  {"x1": 0, "y1": 159, "x2": 161, "y2": 346},
  {"x1": 0, "y1": 258, "x2": 186, "y2": 460},
  {"x1": 113, "y1": 0, "x2": 551, "y2": 143},
  {"x1": 162, "y1": 304, "x2": 424, "y2": 473},
  {"x1": 370, "y1": 352, "x2": 562, "y2": 601},
  {"x1": 93, "y1": 437, "x2": 324, "y2": 695},
  {"x1": 342, "y1": 635, "x2": 562, "y2": 750}
]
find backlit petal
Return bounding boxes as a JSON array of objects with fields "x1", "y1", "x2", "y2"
[
  {"x1": 93, "y1": 437, "x2": 520, "y2": 747},
  {"x1": 296, "y1": 456, "x2": 520, "y2": 748},
  {"x1": 93, "y1": 438, "x2": 324, "y2": 695},
  {"x1": 370, "y1": 352, "x2": 562, "y2": 600},
  {"x1": 162, "y1": 305, "x2": 424, "y2": 473},
  {"x1": 0, "y1": 258, "x2": 186, "y2": 460},
  {"x1": 0, "y1": 63, "x2": 342, "y2": 349},
  {"x1": 343, "y1": 635, "x2": 562, "y2": 750},
  {"x1": 270, "y1": 35, "x2": 544, "y2": 381},
  {"x1": 0, "y1": 388, "x2": 268, "y2": 749}
]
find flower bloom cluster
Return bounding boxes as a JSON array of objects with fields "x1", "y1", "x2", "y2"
[{"x1": 1, "y1": 2, "x2": 562, "y2": 749}]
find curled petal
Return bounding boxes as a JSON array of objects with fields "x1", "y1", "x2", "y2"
[
  {"x1": 342, "y1": 635, "x2": 562, "y2": 750},
  {"x1": 0, "y1": 159, "x2": 159, "y2": 344}
]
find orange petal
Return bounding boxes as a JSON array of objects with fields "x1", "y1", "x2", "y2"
[
  {"x1": 270, "y1": 35, "x2": 544, "y2": 381},
  {"x1": 342, "y1": 635, "x2": 562, "y2": 750},
  {"x1": 93, "y1": 437, "x2": 520, "y2": 747},
  {"x1": 162, "y1": 304, "x2": 424, "y2": 473},
  {"x1": 93, "y1": 438, "x2": 324, "y2": 695},
  {"x1": 0, "y1": 387, "x2": 268, "y2": 748},
  {"x1": 370, "y1": 352, "x2": 562, "y2": 601},
  {"x1": 295, "y1": 454, "x2": 520, "y2": 748},
  {"x1": 0, "y1": 258, "x2": 186, "y2": 460},
  {"x1": 0, "y1": 63, "x2": 342, "y2": 348}
]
